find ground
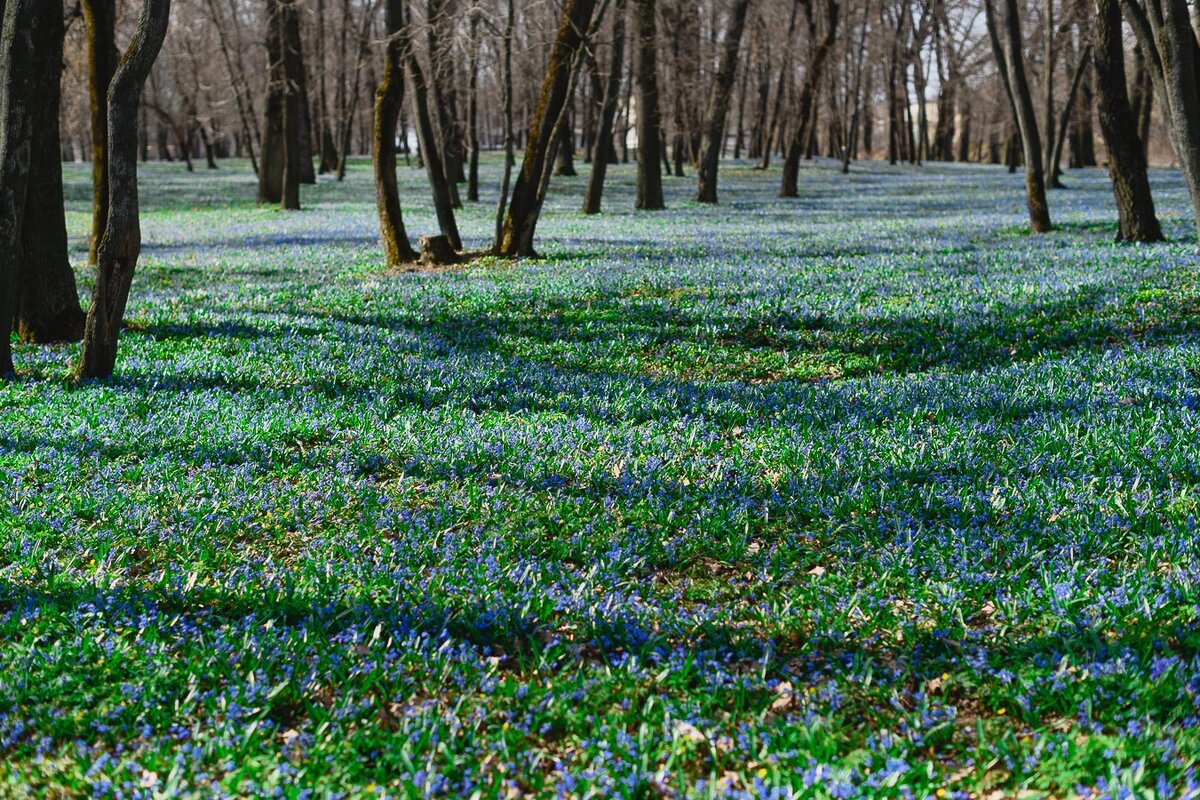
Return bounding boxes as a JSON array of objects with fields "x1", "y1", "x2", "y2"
[{"x1": 3, "y1": 157, "x2": 1200, "y2": 798}]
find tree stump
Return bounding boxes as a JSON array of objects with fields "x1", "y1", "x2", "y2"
[{"x1": 419, "y1": 234, "x2": 459, "y2": 265}]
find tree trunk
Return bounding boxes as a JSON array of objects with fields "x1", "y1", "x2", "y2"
[
  {"x1": 466, "y1": 11, "x2": 481, "y2": 202},
  {"x1": 374, "y1": 0, "x2": 415, "y2": 265},
  {"x1": 280, "y1": 0, "x2": 302, "y2": 210},
  {"x1": 17, "y1": 0, "x2": 85, "y2": 344},
  {"x1": 81, "y1": 0, "x2": 119, "y2": 265},
  {"x1": 583, "y1": 0, "x2": 628, "y2": 215},
  {"x1": 1094, "y1": 0, "x2": 1160, "y2": 242},
  {"x1": 985, "y1": 0, "x2": 1052, "y2": 232},
  {"x1": 781, "y1": 0, "x2": 838, "y2": 198},
  {"x1": 406, "y1": 33, "x2": 461, "y2": 250},
  {"x1": 695, "y1": 0, "x2": 751, "y2": 204},
  {"x1": 633, "y1": 0, "x2": 664, "y2": 209},
  {"x1": 493, "y1": 0, "x2": 515, "y2": 251},
  {"x1": 500, "y1": 0, "x2": 597, "y2": 256},
  {"x1": 1048, "y1": 49, "x2": 1091, "y2": 189},
  {"x1": 76, "y1": 0, "x2": 171, "y2": 381},
  {"x1": 258, "y1": 0, "x2": 285, "y2": 203},
  {"x1": 0, "y1": 0, "x2": 37, "y2": 374},
  {"x1": 1119, "y1": 0, "x2": 1200, "y2": 239}
]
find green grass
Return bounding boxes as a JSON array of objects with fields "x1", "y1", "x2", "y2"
[{"x1": 2, "y1": 155, "x2": 1200, "y2": 798}]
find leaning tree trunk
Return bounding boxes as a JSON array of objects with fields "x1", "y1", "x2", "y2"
[
  {"x1": 81, "y1": 0, "x2": 119, "y2": 265},
  {"x1": 1119, "y1": 0, "x2": 1200, "y2": 240},
  {"x1": 695, "y1": 0, "x2": 752, "y2": 204},
  {"x1": 1093, "y1": 0, "x2": 1161, "y2": 242},
  {"x1": 583, "y1": 0, "x2": 628, "y2": 215},
  {"x1": 633, "y1": 0, "x2": 664, "y2": 210},
  {"x1": 500, "y1": 0, "x2": 598, "y2": 257},
  {"x1": 76, "y1": 0, "x2": 171, "y2": 381},
  {"x1": 18, "y1": 0, "x2": 85, "y2": 343},
  {"x1": 781, "y1": 0, "x2": 838, "y2": 198},
  {"x1": 373, "y1": 0, "x2": 415, "y2": 265},
  {"x1": 984, "y1": 0, "x2": 1051, "y2": 232},
  {"x1": 405, "y1": 37, "x2": 462, "y2": 251},
  {"x1": 0, "y1": 0, "x2": 37, "y2": 375}
]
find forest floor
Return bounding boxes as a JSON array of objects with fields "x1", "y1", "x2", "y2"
[{"x1": 4, "y1": 157, "x2": 1200, "y2": 798}]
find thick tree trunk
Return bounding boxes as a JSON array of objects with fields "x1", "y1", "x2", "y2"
[
  {"x1": 76, "y1": 0, "x2": 171, "y2": 381},
  {"x1": 781, "y1": 0, "x2": 838, "y2": 198},
  {"x1": 500, "y1": 0, "x2": 597, "y2": 255},
  {"x1": 280, "y1": 0, "x2": 302, "y2": 210},
  {"x1": 584, "y1": 0, "x2": 628, "y2": 214},
  {"x1": 554, "y1": 105, "x2": 577, "y2": 176},
  {"x1": 17, "y1": 0, "x2": 85, "y2": 343},
  {"x1": 258, "y1": 0, "x2": 285, "y2": 203},
  {"x1": 1049, "y1": 49, "x2": 1091, "y2": 189},
  {"x1": 633, "y1": 0, "x2": 664, "y2": 209},
  {"x1": 695, "y1": 0, "x2": 752, "y2": 204},
  {"x1": 1094, "y1": 0, "x2": 1160, "y2": 242},
  {"x1": 81, "y1": 0, "x2": 119, "y2": 265},
  {"x1": 0, "y1": 0, "x2": 37, "y2": 374},
  {"x1": 374, "y1": 0, "x2": 415, "y2": 265}
]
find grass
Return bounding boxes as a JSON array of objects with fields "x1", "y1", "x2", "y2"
[{"x1": 4, "y1": 154, "x2": 1200, "y2": 798}]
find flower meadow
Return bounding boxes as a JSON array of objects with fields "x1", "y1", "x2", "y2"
[{"x1": 4, "y1": 157, "x2": 1200, "y2": 798}]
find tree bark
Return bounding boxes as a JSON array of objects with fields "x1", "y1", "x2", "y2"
[
  {"x1": 81, "y1": 0, "x2": 119, "y2": 265},
  {"x1": 695, "y1": 0, "x2": 752, "y2": 204},
  {"x1": 1093, "y1": 0, "x2": 1161, "y2": 242},
  {"x1": 780, "y1": 0, "x2": 838, "y2": 198},
  {"x1": 374, "y1": 0, "x2": 416, "y2": 265},
  {"x1": 583, "y1": 0, "x2": 628, "y2": 214},
  {"x1": 17, "y1": 0, "x2": 85, "y2": 343},
  {"x1": 493, "y1": 0, "x2": 515, "y2": 251},
  {"x1": 405, "y1": 30, "x2": 461, "y2": 251},
  {"x1": 258, "y1": 0, "x2": 285, "y2": 203},
  {"x1": 633, "y1": 0, "x2": 664, "y2": 209},
  {"x1": 0, "y1": 0, "x2": 37, "y2": 374},
  {"x1": 500, "y1": 0, "x2": 598, "y2": 256},
  {"x1": 1119, "y1": 0, "x2": 1200, "y2": 239},
  {"x1": 76, "y1": 0, "x2": 171, "y2": 380},
  {"x1": 984, "y1": 0, "x2": 1052, "y2": 232},
  {"x1": 280, "y1": 0, "x2": 302, "y2": 210}
]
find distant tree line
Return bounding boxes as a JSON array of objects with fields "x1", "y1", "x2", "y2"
[{"x1": 0, "y1": 0, "x2": 1198, "y2": 378}]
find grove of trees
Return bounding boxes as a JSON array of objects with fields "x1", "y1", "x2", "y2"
[{"x1": 0, "y1": 0, "x2": 1196, "y2": 377}]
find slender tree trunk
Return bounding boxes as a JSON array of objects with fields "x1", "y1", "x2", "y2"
[
  {"x1": 1049, "y1": 49, "x2": 1091, "y2": 188},
  {"x1": 76, "y1": 0, "x2": 171, "y2": 380},
  {"x1": 205, "y1": 0, "x2": 260, "y2": 175},
  {"x1": 695, "y1": 0, "x2": 752, "y2": 204},
  {"x1": 633, "y1": 0, "x2": 664, "y2": 209},
  {"x1": 374, "y1": 0, "x2": 415, "y2": 264},
  {"x1": 781, "y1": 0, "x2": 838, "y2": 198},
  {"x1": 584, "y1": 0, "x2": 628, "y2": 214},
  {"x1": 493, "y1": 0, "x2": 515, "y2": 251},
  {"x1": 466, "y1": 11, "x2": 481, "y2": 202},
  {"x1": 1094, "y1": 0, "x2": 1159, "y2": 241},
  {"x1": 1042, "y1": 0, "x2": 1058, "y2": 187},
  {"x1": 985, "y1": 0, "x2": 1052, "y2": 232},
  {"x1": 500, "y1": 0, "x2": 598, "y2": 256}
]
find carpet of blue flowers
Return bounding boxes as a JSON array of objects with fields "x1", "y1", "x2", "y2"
[{"x1": 4, "y1": 156, "x2": 1200, "y2": 798}]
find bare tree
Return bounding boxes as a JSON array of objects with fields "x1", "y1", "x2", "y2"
[
  {"x1": 77, "y1": 0, "x2": 172, "y2": 380},
  {"x1": 695, "y1": 0, "x2": 753, "y2": 204}
]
